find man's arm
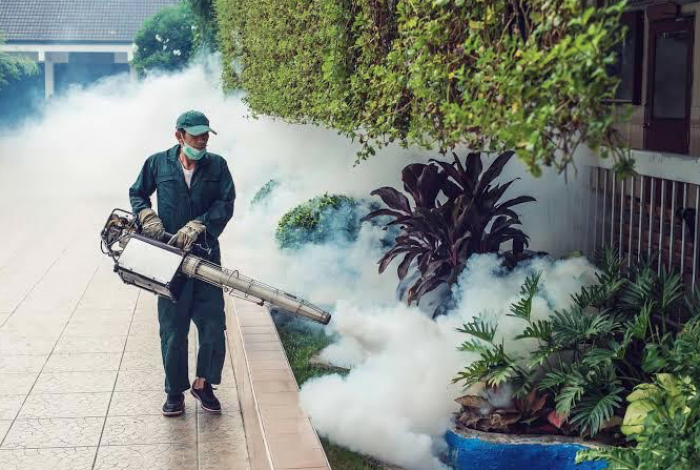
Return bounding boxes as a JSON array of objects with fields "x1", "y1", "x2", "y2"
[
  {"x1": 129, "y1": 157, "x2": 157, "y2": 215},
  {"x1": 196, "y1": 159, "x2": 235, "y2": 239}
]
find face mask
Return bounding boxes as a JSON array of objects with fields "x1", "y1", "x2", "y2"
[{"x1": 182, "y1": 142, "x2": 206, "y2": 161}]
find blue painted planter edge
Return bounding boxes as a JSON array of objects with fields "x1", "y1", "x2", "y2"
[{"x1": 444, "y1": 429, "x2": 609, "y2": 470}]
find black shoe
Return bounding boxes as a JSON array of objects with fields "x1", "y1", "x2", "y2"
[
  {"x1": 191, "y1": 382, "x2": 221, "y2": 412},
  {"x1": 162, "y1": 393, "x2": 185, "y2": 417}
]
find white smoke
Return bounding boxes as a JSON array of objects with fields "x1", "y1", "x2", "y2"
[
  {"x1": 301, "y1": 254, "x2": 597, "y2": 470},
  {"x1": 0, "y1": 58, "x2": 595, "y2": 469}
]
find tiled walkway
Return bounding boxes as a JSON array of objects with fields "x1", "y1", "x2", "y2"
[{"x1": 0, "y1": 213, "x2": 249, "y2": 470}]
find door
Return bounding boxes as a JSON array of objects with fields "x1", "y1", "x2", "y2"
[{"x1": 644, "y1": 17, "x2": 694, "y2": 154}]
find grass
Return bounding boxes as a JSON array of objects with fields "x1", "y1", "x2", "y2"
[{"x1": 274, "y1": 315, "x2": 383, "y2": 470}]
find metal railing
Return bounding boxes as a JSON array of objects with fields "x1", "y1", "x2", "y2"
[{"x1": 587, "y1": 167, "x2": 700, "y2": 288}]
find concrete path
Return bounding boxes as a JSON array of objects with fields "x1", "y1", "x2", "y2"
[{"x1": 0, "y1": 208, "x2": 250, "y2": 470}]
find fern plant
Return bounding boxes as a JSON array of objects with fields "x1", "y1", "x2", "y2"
[{"x1": 454, "y1": 248, "x2": 696, "y2": 437}]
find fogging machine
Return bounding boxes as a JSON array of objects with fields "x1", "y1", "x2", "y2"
[{"x1": 100, "y1": 209, "x2": 331, "y2": 325}]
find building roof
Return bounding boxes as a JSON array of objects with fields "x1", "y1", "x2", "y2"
[{"x1": 0, "y1": 0, "x2": 182, "y2": 44}]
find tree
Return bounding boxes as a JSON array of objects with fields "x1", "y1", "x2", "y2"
[
  {"x1": 187, "y1": 0, "x2": 218, "y2": 49},
  {"x1": 132, "y1": 3, "x2": 197, "y2": 77},
  {"x1": 0, "y1": 36, "x2": 38, "y2": 91}
]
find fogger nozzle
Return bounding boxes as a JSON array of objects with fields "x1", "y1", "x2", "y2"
[{"x1": 182, "y1": 256, "x2": 331, "y2": 324}]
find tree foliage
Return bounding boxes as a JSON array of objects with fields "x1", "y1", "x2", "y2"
[
  {"x1": 214, "y1": 0, "x2": 631, "y2": 175},
  {"x1": 132, "y1": 3, "x2": 197, "y2": 77},
  {"x1": 0, "y1": 36, "x2": 39, "y2": 90}
]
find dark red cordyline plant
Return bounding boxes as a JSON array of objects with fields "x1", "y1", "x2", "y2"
[{"x1": 364, "y1": 150, "x2": 535, "y2": 305}]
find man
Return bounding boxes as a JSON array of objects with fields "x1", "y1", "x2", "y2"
[{"x1": 129, "y1": 110, "x2": 235, "y2": 416}]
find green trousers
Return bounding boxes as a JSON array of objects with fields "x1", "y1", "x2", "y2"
[{"x1": 158, "y1": 278, "x2": 226, "y2": 395}]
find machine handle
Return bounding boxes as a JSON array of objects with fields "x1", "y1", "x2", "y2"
[{"x1": 160, "y1": 231, "x2": 213, "y2": 258}]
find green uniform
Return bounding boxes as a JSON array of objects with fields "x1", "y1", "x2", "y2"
[{"x1": 129, "y1": 144, "x2": 235, "y2": 394}]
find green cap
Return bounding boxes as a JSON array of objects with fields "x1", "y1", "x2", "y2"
[{"x1": 176, "y1": 110, "x2": 217, "y2": 136}]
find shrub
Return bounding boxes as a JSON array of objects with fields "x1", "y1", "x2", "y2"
[
  {"x1": 132, "y1": 3, "x2": 197, "y2": 76},
  {"x1": 276, "y1": 194, "x2": 361, "y2": 249},
  {"x1": 578, "y1": 320, "x2": 700, "y2": 469},
  {"x1": 251, "y1": 179, "x2": 280, "y2": 207},
  {"x1": 455, "y1": 249, "x2": 696, "y2": 437},
  {"x1": 215, "y1": 0, "x2": 632, "y2": 175},
  {"x1": 364, "y1": 151, "x2": 534, "y2": 306}
]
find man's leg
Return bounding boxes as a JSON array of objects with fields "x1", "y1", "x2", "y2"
[
  {"x1": 158, "y1": 282, "x2": 194, "y2": 401},
  {"x1": 190, "y1": 280, "x2": 226, "y2": 411}
]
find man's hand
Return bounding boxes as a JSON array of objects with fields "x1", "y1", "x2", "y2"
[
  {"x1": 138, "y1": 208, "x2": 165, "y2": 241},
  {"x1": 168, "y1": 220, "x2": 206, "y2": 250}
]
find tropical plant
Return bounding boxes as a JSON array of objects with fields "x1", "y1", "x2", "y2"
[
  {"x1": 454, "y1": 249, "x2": 695, "y2": 437},
  {"x1": 132, "y1": 3, "x2": 197, "y2": 77},
  {"x1": 364, "y1": 150, "x2": 534, "y2": 306},
  {"x1": 216, "y1": 0, "x2": 633, "y2": 175},
  {"x1": 276, "y1": 194, "x2": 361, "y2": 249},
  {"x1": 577, "y1": 319, "x2": 700, "y2": 469}
]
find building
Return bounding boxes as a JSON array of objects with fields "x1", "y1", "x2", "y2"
[
  {"x1": 583, "y1": 0, "x2": 700, "y2": 287},
  {"x1": 0, "y1": 0, "x2": 180, "y2": 99}
]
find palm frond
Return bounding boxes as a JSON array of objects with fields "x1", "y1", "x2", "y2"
[
  {"x1": 569, "y1": 386, "x2": 625, "y2": 435},
  {"x1": 507, "y1": 272, "x2": 541, "y2": 322},
  {"x1": 456, "y1": 318, "x2": 497, "y2": 343}
]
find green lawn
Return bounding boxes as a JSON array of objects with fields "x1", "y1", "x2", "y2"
[{"x1": 274, "y1": 316, "x2": 383, "y2": 470}]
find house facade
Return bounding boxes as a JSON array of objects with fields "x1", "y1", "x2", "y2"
[
  {"x1": 582, "y1": 0, "x2": 700, "y2": 287},
  {"x1": 0, "y1": 0, "x2": 180, "y2": 99}
]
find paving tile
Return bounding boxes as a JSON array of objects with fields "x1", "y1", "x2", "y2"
[
  {"x1": 268, "y1": 432, "x2": 322, "y2": 450},
  {"x1": 270, "y1": 444, "x2": 328, "y2": 470},
  {"x1": 101, "y1": 414, "x2": 196, "y2": 446},
  {"x1": 240, "y1": 326, "x2": 277, "y2": 335},
  {"x1": 124, "y1": 321, "x2": 160, "y2": 337},
  {"x1": 0, "y1": 338, "x2": 57, "y2": 355},
  {"x1": 0, "y1": 355, "x2": 47, "y2": 374},
  {"x1": 262, "y1": 417, "x2": 315, "y2": 437},
  {"x1": 18, "y1": 392, "x2": 111, "y2": 419},
  {"x1": 197, "y1": 412, "x2": 246, "y2": 443},
  {"x1": 108, "y1": 391, "x2": 195, "y2": 416},
  {"x1": 0, "y1": 395, "x2": 25, "y2": 420},
  {"x1": 69, "y1": 309, "x2": 132, "y2": 322},
  {"x1": 192, "y1": 388, "x2": 241, "y2": 413},
  {"x1": 93, "y1": 443, "x2": 197, "y2": 470},
  {"x1": 114, "y1": 370, "x2": 167, "y2": 392},
  {"x1": 0, "y1": 419, "x2": 12, "y2": 441},
  {"x1": 249, "y1": 369, "x2": 296, "y2": 383},
  {"x1": 243, "y1": 333, "x2": 280, "y2": 344},
  {"x1": 199, "y1": 440, "x2": 250, "y2": 470},
  {"x1": 256, "y1": 391, "x2": 300, "y2": 407},
  {"x1": 62, "y1": 321, "x2": 130, "y2": 337},
  {"x1": 0, "y1": 446, "x2": 97, "y2": 470},
  {"x1": 1, "y1": 417, "x2": 103, "y2": 449},
  {"x1": 44, "y1": 353, "x2": 122, "y2": 372},
  {"x1": 54, "y1": 335, "x2": 127, "y2": 354},
  {"x1": 244, "y1": 342, "x2": 283, "y2": 352},
  {"x1": 0, "y1": 373, "x2": 38, "y2": 395},
  {"x1": 33, "y1": 371, "x2": 117, "y2": 394},
  {"x1": 120, "y1": 352, "x2": 166, "y2": 370},
  {"x1": 253, "y1": 379, "x2": 298, "y2": 393},
  {"x1": 259, "y1": 404, "x2": 308, "y2": 421}
]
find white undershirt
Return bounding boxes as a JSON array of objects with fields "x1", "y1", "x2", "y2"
[{"x1": 182, "y1": 164, "x2": 194, "y2": 188}]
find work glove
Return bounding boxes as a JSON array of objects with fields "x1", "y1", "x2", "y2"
[
  {"x1": 168, "y1": 220, "x2": 206, "y2": 250},
  {"x1": 138, "y1": 208, "x2": 165, "y2": 241}
]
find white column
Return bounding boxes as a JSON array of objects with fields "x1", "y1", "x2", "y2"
[{"x1": 44, "y1": 60, "x2": 55, "y2": 99}]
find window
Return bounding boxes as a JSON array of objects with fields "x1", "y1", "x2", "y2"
[{"x1": 609, "y1": 11, "x2": 644, "y2": 104}]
